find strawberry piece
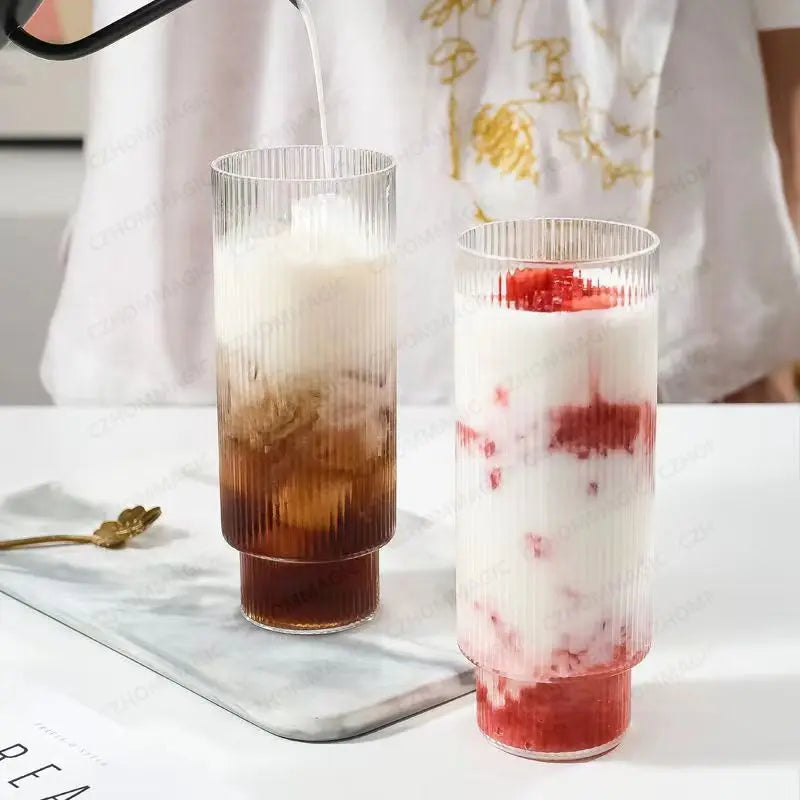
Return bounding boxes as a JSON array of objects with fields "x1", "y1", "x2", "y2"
[
  {"x1": 504, "y1": 266, "x2": 618, "y2": 313},
  {"x1": 640, "y1": 402, "x2": 656, "y2": 454},
  {"x1": 457, "y1": 421, "x2": 497, "y2": 459},
  {"x1": 494, "y1": 385, "x2": 509, "y2": 407},
  {"x1": 456, "y1": 421, "x2": 480, "y2": 447},
  {"x1": 525, "y1": 533, "x2": 551, "y2": 559},
  {"x1": 549, "y1": 392, "x2": 646, "y2": 457},
  {"x1": 562, "y1": 587, "x2": 583, "y2": 604},
  {"x1": 489, "y1": 467, "x2": 502, "y2": 490},
  {"x1": 570, "y1": 291, "x2": 617, "y2": 310},
  {"x1": 488, "y1": 609, "x2": 520, "y2": 653}
]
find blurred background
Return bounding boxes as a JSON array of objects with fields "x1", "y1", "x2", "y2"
[
  {"x1": 0, "y1": 0, "x2": 798, "y2": 405},
  {"x1": 0, "y1": 0, "x2": 90, "y2": 403}
]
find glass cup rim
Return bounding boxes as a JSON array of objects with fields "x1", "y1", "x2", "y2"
[
  {"x1": 210, "y1": 145, "x2": 396, "y2": 183},
  {"x1": 457, "y1": 217, "x2": 660, "y2": 267}
]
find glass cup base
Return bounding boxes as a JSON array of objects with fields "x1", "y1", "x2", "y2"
[
  {"x1": 241, "y1": 607, "x2": 376, "y2": 635},
  {"x1": 475, "y1": 666, "x2": 631, "y2": 759},
  {"x1": 481, "y1": 731, "x2": 625, "y2": 762},
  {"x1": 239, "y1": 550, "x2": 379, "y2": 634}
]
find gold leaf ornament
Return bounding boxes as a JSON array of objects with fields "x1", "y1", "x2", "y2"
[
  {"x1": 472, "y1": 102, "x2": 540, "y2": 183},
  {"x1": 429, "y1": 37, "x2": 478, "y2": 84}
]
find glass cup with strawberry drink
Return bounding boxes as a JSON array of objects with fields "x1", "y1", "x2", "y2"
[{"x1": 454, "y1": 219, "x2": 659, "y2": 760}]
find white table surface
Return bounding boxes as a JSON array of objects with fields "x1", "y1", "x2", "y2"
[{"x1": 1, "y1": 405, "x2": 799, "y2": 799}]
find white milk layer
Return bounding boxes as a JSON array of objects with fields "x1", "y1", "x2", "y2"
[
  {"x1": 454, "y1": 297, "x2": 657, "y2": 682},
  {"x1": 214, "y1": 195, "x2": 395, "y2": 390}
]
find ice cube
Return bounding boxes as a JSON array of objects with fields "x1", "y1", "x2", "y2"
[
  {"x1": 313, "y1": 374, "x2": 390, "y2": 466},
  {"x1": 290, "y1": 194, "x2": 366, "y2": 260},
  {"x1": 277, "y1": 475, "x2": 353, "y2": 530}
]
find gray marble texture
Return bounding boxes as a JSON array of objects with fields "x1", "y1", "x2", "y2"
[{"x1": 0, "y1": 478, "x2": 474, "y2": 741}]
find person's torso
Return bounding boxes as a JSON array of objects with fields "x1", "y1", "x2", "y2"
[{"x1": 42, "y1": 0, "x2": 799, "y2": 405}]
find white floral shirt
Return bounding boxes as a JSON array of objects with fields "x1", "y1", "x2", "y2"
[{"x1": 41, "y1": 0, "x2": 800, "y2": 404}]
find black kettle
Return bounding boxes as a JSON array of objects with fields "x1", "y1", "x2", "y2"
[{"x1": 1, "y1": 0, "x2": 298, "y2": 60}]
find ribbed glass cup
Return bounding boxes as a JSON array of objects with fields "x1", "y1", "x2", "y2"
[
  {"x1": 211, "y1": 147, "x2": 396, "y2": 633},
  {"x1": 454, "y1": 219, "x2": 658, "y2": 759}
]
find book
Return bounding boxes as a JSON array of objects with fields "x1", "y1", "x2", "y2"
[{"x1": 0, "y1": 681, "x2": 244, "y2": 799}]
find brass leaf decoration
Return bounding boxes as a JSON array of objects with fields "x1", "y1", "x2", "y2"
[
  {"x1": 92, "y1": 506, "x2": 162, "y2": 547},
  {"x1": 0, "y1": 505, "x2": 162, "y2": 550}
]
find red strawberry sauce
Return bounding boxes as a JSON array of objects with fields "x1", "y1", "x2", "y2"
[
  {"x1": 549, "y1": 393, "x2": 655, "y2": 458},
  {"x1": 476, "y1": 665, "x2": 632, "y2": 757}
]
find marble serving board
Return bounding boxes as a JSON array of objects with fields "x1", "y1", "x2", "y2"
[{"x1": 0, "y1": 461, "x2": 474, "y2": 742}]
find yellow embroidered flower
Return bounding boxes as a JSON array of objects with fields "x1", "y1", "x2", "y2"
[
  {"x1": 421, "y1": 0, "x2": 497, "y2": 27},
  {"x1": 472, "y1": 102, "x2": 539, "y2": 183},
  {"x1": 601, "y1": 161, "x2": 651, "y2": 190},
  {"x1": 473, "y1": 0, "x2": 498, "y2": 18},
  {"x1": 473, "y1": 204, "x2": 493, "y2": 222},
  {"x1": 429, "y1": 37, "x2": 478, "y2": 84}
]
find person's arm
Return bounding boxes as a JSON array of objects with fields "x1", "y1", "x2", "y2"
[
  {"x1": 760, "y1": 25, "x2": 800, "y2": 400},
  {"x1": 723, "y1": 5, "x2": 800, "y2": 402},
  {"x1": 759, "y1": 27, "x2": 800, "y2": 231}
]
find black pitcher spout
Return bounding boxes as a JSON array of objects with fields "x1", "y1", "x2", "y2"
[{"x1": 2, "y1": 0, "x2": 301, "y2": 60}]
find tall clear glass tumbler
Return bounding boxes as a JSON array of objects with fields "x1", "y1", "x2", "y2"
[
  {"x1": 211, "y1": 147, "x2": 397, "y2": 634},
  {"x1": 454, "y1": 219, "x2": 659, "y2": 759}
]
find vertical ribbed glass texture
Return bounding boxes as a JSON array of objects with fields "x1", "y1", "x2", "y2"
[
  {"x1": 454, "y1": 219, "x2": 658, "y2": 759},
  {"x1": 211, "y1": 147, "x2": 396, "y2": 633}
]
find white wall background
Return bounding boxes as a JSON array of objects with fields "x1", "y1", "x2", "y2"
[
  {"x1": 0, "y1": 45, "x2": 88, "y2": 404},
  {"x1": 0, "y1": 148, "x2": 84, "y2": 404}
]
